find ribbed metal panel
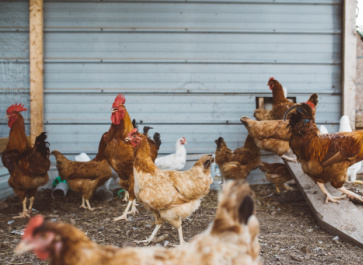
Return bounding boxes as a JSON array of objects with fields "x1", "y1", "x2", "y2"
[
  {"x1": 43, "y1": 0, "x2": 342, "y2": 158},
  {"x1": 0, "y1": 0, "x2": 30, "y2": 199}
]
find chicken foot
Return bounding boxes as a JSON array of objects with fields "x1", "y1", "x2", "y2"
[
  {"x1": 114, "y1": 200, "x2": 133, "y2": 221},
  {"x1": 127, "y1": 200, "x2": 138, "y2": 215},
  {"x1": 338, "y1": 187, "x2": 363, "y2": 203},
  {"x1": 13, "y1": 198, "x2": 31, "y2": 219},
  {"x1": 281, "y1": 155, "x2": 297, "y2": 163},
  {"x1": 79, "y1": 197, "x2": 94, "y2": 211},
  {"x1": 135, "y1": 224, "x2": 162, "y2": 245},
  {"x1": 317, "y1": 182, "x2": 347, "y2": 204}
]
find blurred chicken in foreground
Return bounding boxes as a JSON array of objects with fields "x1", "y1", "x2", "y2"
[
  {"x1": 284, "y1": 103, "x2": 363, "y2": 203},
  {"x1": 15, "y1": 180, "x2": 260, "y2": 265}
]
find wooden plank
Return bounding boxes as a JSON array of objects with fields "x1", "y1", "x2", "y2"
[
  {"x1": 342, "y1": 0, "x2": 357, "y2": 129},
  {"x1": 0, "y1": 136, "x2": 31, "y2": 154},
  {"x1": 356, "y1": 115, "x2": 363, "y2": 129},
  {"x1": 285, "y1": 161, "x2": 363, "y2": 247},
  {"x1": 29, "y1": 0, "x2": 44, "y2": 145}
]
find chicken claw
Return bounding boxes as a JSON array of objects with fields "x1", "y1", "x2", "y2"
[
  {"x1": 338, "y1": 187, "x2": 363, "y2": 203},
  {"x1": 13, "y1": 211, "x2": 30, "y2": 219},
  {"x1": 281, "y1": 155, "x2": 297, "y2": 163},
  {"x1": 317, "y1": 182, "x2": 346, "y2": 204}
]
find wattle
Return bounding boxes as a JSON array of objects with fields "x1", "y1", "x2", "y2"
[
  {"x1": 35, "y1": 249, "x2": 50, "y2": 260},
  {"x1": 111, "y1": 113, "x2": 120, "y2": 125}
]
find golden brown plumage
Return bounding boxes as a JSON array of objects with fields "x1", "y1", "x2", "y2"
[
  {"x1": 240, "y1": 117, "x2": 292, "y2": 157},
  {"x1": 142, "y1": 126, "x2": 161, "y2": 162},
  {"x1": 285, "y1": 103, "x2": 363, "y2": 203},
  {"x1": 127, "y1": 130, "x2": 213, "y2": 245},
  {"x1": 15, "y1": 180, "x2": 260, "y2": 265},
  {"x1": 103, "y1": 94, "x2": 137, "y2": 220},
  {"x1": 259, "y1": 162, "x2": 293, "y2": 193},
  {"x1": 215, "y1": 135, "x2": 260, "y2": 180},
  {"x1": 1, "y1": 104, "x2": 50, "y2": 218},
  {"x1": 254, "y1": 77, "x2": 318, "y2": 121},
  {"x1": 51, "y1": 133, "x2": 112, "y2": 211},
  {"x1": 254, "y1": 78, "x2": 294, "y2": 121}
]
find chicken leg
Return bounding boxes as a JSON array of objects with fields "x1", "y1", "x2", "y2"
[
  {"x1": 317, "y1": 182, "x2": 346, "y2": 204},
  {"x1": 80, "y1": 197, "x2": 87, "y2": 209},
  {"x1": 27, "y1": 196, "x2": 34, "y2": 215},
  {"x1": 114, "y1": 200, "x2": 133, "y2": 221},
  {"x1": 135, "y1": 224, "x2": 162, "y2": 245},
  {"x1": 13, "y1": 198, "x2": 30, "y2": 219},
  {"x1": 127, "y1": 200, "x2": 138, "y2": 215},
  {"x1": 178, "y1": 227, "x2": 186, "y2": 246}
]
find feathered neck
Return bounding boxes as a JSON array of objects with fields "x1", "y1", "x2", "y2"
[
  {"x1": 272, "y1": 82, "x2": 286, "y2": 104},
  {"x1": 7, "y1": 113, "x2": 30, "y2": 150},
  {"x1": 107, "y1": 111, "x2": 133, "y2": 140}
]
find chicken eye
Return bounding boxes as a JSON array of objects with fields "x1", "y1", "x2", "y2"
[{"x1": 41, "y1": 233, "x2": 48, "y2": 239}]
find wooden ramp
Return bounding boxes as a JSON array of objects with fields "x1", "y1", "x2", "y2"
[{"x1": 285, "y1": 161, "x2": 363, "y2": 247}]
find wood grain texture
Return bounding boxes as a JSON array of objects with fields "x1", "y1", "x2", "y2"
[{"x1": 285, "y1": 161, "x2": 363, "y2": 247}]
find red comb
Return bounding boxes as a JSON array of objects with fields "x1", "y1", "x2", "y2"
[
  {"x1": 268, "y1": 77, "x2": 274, "y2": 81},
  {"x1": 128, "y1": 128, "x2": 138, "y2": 137},
  {"x1": 305, "y1": 101, "x2": 315, "y2": 109},
  {"x1": 23, "y1": 215, "x2": 44, "y2": 239},
  {"x1": 7, "y1": 103, "x2": 27, "y2": 114},
  {"x1": 112, "y1": 94, "x2": 126, "y2": 108}
]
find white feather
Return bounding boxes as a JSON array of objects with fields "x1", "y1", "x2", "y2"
[
  {"x1": 75, "y1": 152, "x2": 91, "y2": 162},
  {"x1": 282, "y1": 86, "x2": 287, "y2": 98},
  {"x1": 155, "y1": 138, "x2": 187, "y2": 171},
  {"x1": 339, "y1": 115, "x2": 361, "y2": 182},
  {"x1": 319, "y1": 125, "x2": 329, "y2": 134}
]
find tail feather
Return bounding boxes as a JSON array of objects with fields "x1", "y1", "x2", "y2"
[
  {"x1": 307, "y1": 93, "x2": 318, "y2": 107},
  {"x1": 132, "y1": 119, "x2": 138, "y2": 129},
  {"x1": 153, "y1": 132, "x2": 162, "y2": 148},
  {"x1": 240, "y1": 116, "x2": 252, "y2": 127},
  {"x1": 34, "y1": 132, "x2": 50, "y2": 157},
  {"x1": 211, "y1": 179, "x2": 256, "y2": 234},
  {"x1": 143, "y1": 126, "x2": 153, "y2": 136},
  {"x1": 215, "y1": 137, "x2": 225, "y2": 149}
]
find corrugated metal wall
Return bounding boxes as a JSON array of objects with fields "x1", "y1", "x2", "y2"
[
  {"x1": 0, "y1": 1, "x2": 30, "y2": 199},
  {"x1": 0, "y1": 0, "x2": 343, "y2": 199},
  {"x1": 43, "y1": 0, "x2": 342, "y2": 159}
]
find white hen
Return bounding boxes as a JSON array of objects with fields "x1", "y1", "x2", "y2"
[
  {"x1": 155, "y1": 137, "x2": 187, "y2": 170},
  {"x1": 338, "y1": 115, "x2": 362, "y2": 183}
]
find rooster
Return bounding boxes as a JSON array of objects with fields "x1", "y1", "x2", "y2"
[
  {"x1": 15, "y1": 180, "x2": 260, "y2": 265},
  {"x1": 103, "y1": 94, "x2": 136, "y2": 221},
  {"x1": 51, "y1": 132, "x2": 112, "y2": 211},
  {"x1": 214, "y1": 135, "x2": 260, "y2": 180},
  {"x1": 284, "y1": 103, "x2": 363, "y2": 203},
  {"x1": 155, "y1": 137, "x2": 187, "y2": 171},
  {"x1": 1, "y1": 104, "x2": 50, "y2": 218},
  {"x1": 126, "y1": 129, "x2": 213, "y2": 245}
]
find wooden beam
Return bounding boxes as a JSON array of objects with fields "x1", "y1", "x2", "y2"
[
  {"x1": 285, "y1": 161, "x2": 363, "y2": 247},
  {"x1": 342, "y1": 0, "x2": 357, "y2": 129},
  {"x1": 29, "y1": 0, "x2": 44, "y2": 144}
]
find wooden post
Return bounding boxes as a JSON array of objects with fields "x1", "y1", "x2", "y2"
[
  {"x1": 29, "y1": 0, "x2": 44, "y2": 144},
  {"x1": 342, "y1": 0, "x2": 357, "y2": 129}
]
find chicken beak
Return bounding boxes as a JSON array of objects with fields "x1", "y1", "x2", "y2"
[
  {"x1": 5, "y1": 114, "x2": 10, "y2": 119},
  {"x1": 125, "y1": 136, "x2": 131, "y2": 142},
  {"x1": 14, "y1": 239, "x2": 35, "y2": 255},
  {"x1": 111, "y1": 108, "x2": 118, "y2": 113}
]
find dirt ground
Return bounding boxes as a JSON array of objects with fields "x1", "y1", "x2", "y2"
[{"x1": 0, "y1": 183, "x2": 362, "y2": 265}]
